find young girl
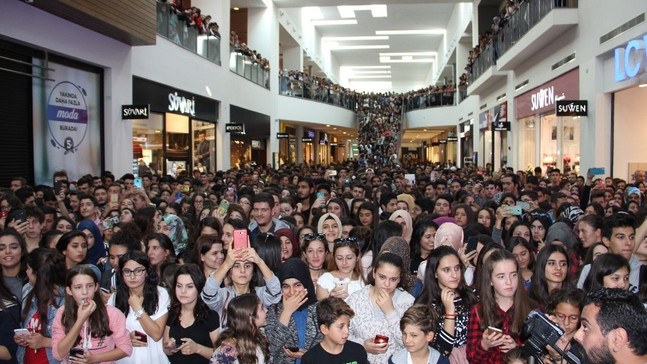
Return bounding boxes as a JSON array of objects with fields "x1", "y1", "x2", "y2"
[
  {"x1": 506, "y1": 237, "x2": 535, "y2": 290},
  {"x1": 163, "y1": 264, "x2": 220, "y2": 364},
  {"x1": 301, "y1": 233, "x2": 329, "y2": 289},
  {"x1": 542, "y1": 289, "x2": 584, "y2": 364},
  {"x1": 582, "y1": 253, "x2": 630, "y2": 292},
  {"x1": 528, "y1": 245, "x2": 574, "y2": 308},
  {"x1": 210, "y1": 294, "x2": 270, "y2": 364},
  {"x1": 108, "y1": 250, "x2": 170, "y2": 364},
  {"x1": 416, "y1": 246, "x2": 477, "y2": 363},
  {"x1": 15, "y1": 248, "x2": 65, "y2": 363},
  {"x1": 194, "y1": 235, "x2": 225, "y2": 279},
  {"x1": 0, "y1": 229, "x2": 26, "y2": 305},
  {"x1": 317, "y1": 213, "x2": 342, "y2": 252},
  {"x1": 466, "y1": 249, "x2": 532, "y2": 364},
  {"x1": 347, "y1": 252, "x2": 415, "y2": 364},
  {"x1": 51, "y1": 265, "x2": 132, "y2": 363},
  {"x1": 316, "y1": 238, "x2": 365, "y2": 301},
  {"x1": 145, "y1": 233, "x2": 177, "y2": 279},
  {"x1": 409, "y1": 219, "x2": 438, "y2": 276}
]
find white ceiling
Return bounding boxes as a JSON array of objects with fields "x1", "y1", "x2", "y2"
[{"x1": 275, "y1": 1, "x2": 464, "y2": 92}]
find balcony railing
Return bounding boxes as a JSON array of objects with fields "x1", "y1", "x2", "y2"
[
  {"x1": 156, "y1": 2, "x2": 221, "y2": 65},
  {"x1": 468, "y1": 0, "x2": 577, "y2": 83},
  {"x1": 278, "y1": 77, "x2": 356, "y2": 110},
  {"x1": 403, "y1": 87, "x2": 469, "y2": 112},
  {"x1": 230, "y1": 48, "x2": 270, "y2": 89}
]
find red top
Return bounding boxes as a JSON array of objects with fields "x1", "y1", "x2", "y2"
[
  {"x1": 466, "y1": 303, "x2": 523, "y2": 364},
  {"x1": 25, "y1": 310, "x2": 49, "y2": 364}
]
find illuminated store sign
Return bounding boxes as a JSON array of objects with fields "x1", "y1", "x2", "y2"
[{"x1": 615, "y1": 34, "x2": 647, "y2": 82}]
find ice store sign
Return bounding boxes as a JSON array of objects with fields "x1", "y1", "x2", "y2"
[{"x1": 614, "y1": 34, "x2": 647, "y2": 82}]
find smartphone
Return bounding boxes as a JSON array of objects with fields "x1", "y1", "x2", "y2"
[
  {"x1": 504, "y1": 205, "x2": 522, "y2": 216},
  {"x1": 405, "y1": 174, "x2": 416, "y2": 186},
  {"x1": 374, "y1": 335, "x2": 389, "y2": 344},
  {"x1": 233, "y1": 229, "x2": 249, "y2": 249},
  {"x1": 217, "y1": 199, "x2": 229, "y2": 216},
  {"x1": 54, "y1": 180, "x2": 63, "y2": 195},
  {"x1": 13, "y1": 209, "x2": 26, "y2": 224},
  {"x1": 13, "y1": 328, "x2": 30, "y2": 336},
  {"x1": 485, "y1": 326, "x2": 503, "y2": 336},
  {"x1": 334, "y1": 278, "x2": 350, "y2": 290},
  {"x1": 69, "y1": 348, "x2": 84, "y2": 358},
  {"x1": 329, "y1": 170, "x2": 337, "y2": 176},
  {"x1": 134, "y1": 178, "x2": 142, "y2": 189},
  {"x1": 516, "y1": 201, "x2": 530, "y2": 212},
  {"x1": 134, "y1": 330, "x2": 148, "y2": 343},
  {"x1": 316, "y1": 192, "x2": 325, "y2": 208},
  {"x1": 465, "y1": 236, "x2": 479, "y2": 255},
  {"x1": 102, "y1": 216, "x2": 120, "y2": 230},
  {"x1": 589, "y1": 167, "x2": 605, "y2": 176},
  {"x1": 285, "y1": 346, "x2": 300, "y2": 352},
  {"x1": 183, "y1": 185, "x2": 190, "y2": 193},
  {"x1": 110, "y1": 194, "x2": 119, "y2": 203}
]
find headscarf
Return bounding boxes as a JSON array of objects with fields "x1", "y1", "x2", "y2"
[
  {"x1": 380, "y1": 236, "x2": 416, "y2": 291},
  {"x1": 389, "y1": 210, "x2": 413, "y2": 243},
  {"x1": 162, "y1": 214, "x2": 189, "y2": 254},
  {"x1": 530, "y1": 211, "x2": 552, "y2": 244},
  {"x1": 545, "y1": 222, "x2": 577, "y2": 251},
  {"x1": 275, "y1": 228, "x2": 298, "y2": 258},
  {"x1": 77, "y1": 219, "x2": 105, "y2": 265},
  {"x1": 397, "y1": 193, "x2": 415, "y2": 211},
  {"x1": 561, "y1": 205, "x2": 584, "y2": 226},
  {"x1": 278, "y1": 258, "x2": 317, "y2": 310},
  {"x1": 626, "y1": 187, "x2": 641, "y2": 205},
  {"x1": 434, "y1": 222, "x2": 464, "y2": 252},
  {"x1": 317, "y1": 213, "x2": 342, "y2": 251}
]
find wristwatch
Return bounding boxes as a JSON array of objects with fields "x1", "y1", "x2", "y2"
[{"x1": 134, "y1": 308, "x2": 145, "y2": 319}]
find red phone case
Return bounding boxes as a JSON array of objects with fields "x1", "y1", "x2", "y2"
[{"x1": 233, "y1": 229, "x2": 248, "y2": 249}]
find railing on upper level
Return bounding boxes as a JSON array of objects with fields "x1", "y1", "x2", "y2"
[
  {"x1": 278, "y1": 77, "x2": 356, "y2": 110},
  {"x1": 468, "y1": 0, "x2": 577, "y2": 83},
  {"x1": 230, "y1": 48, "x2": 270, "y2": 89},
  {"x1": 403, "y1": 86, "x2": 469, "y2": 112},
  {"x1": 156, "y1": 1, "x2": 221, "y2": 65}
]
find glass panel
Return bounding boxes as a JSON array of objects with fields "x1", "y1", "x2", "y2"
[
  {"x1": 562, "y1": 116, "x2": 580, "y2": 175},
  {"x1": 519, "y1": 116, "x2": 536, "y2": 171},
  {"x1": 540, "y1": 113, "x2": 558, "y2": 173},
  {"x1": 165, "y1": 113, "x2": 190, "y2": 178},
  {"x1": 193, "y1": 121, "x2": 215, "y2": 174},
  {"x1": 132, "y1": 113, "x2": 164, "y2": 176}
]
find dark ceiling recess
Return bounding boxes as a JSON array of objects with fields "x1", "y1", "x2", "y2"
[{"x1": 29, "y1": 0, "x2": 156, "y2": 46}]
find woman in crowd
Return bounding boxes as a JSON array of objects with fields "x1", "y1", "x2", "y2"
[
  {"x1": 224, "y1": 205, "x2": 248, "y2": 226},
  {"x1": 528, "y1": 244, "x2": 574, "y2": 308},
  {"x1": 356, "y1": 202, "x2": 378, "y2": 230},
  {"x1": 210, "y1": 294, "x2": 270, "y2": 364},
  {"x1": 476, "y1": 208, "x2": 494, "y2": 231},
  {"x1": 316, "y1": 238, "x2": 365, "y2": 301},
  {"x1": 380, "y1": 237, "x2": 417, "y2": 292},
  {"x1": 505, "y1": 222, "x2": 531, "y2": 246},
  {"x1": 15, "y1": 248, "x2": 65, "y2": 363},
  {"x1": 120, "y1": 208, "x2": 135, "y2": 224},
  {"x1": 78, "y1": 219, "x2": 105, "y2": 265},
  {"x1": 326, "y1": 198, "x2": 349, "y2": 219},
  {"x1": 409, "y1": 219, "x2": 438, "y2": 276},
  {"x1": 416, "y1": 246, "x2": 478, "y2": 363},
  {"x1": 389, "y1": 210, "x2": 413, "y2": 244},
  {"x1": 349, "y1": 199, "x2": 366, "y2": 220},
  {"x1": 301, "y1": 232, "x2": 329, "y2": 289},
  {"x1": 237, "y1": 195, "x2": 253, "y2": 218},
  {"x1": 163, "y1": 264, "x2": 220, "y2": 364},
  {"x1": 0, "y1": 229, "x2": 27, "y2": 304},
  {"x1": 109, "y1": 250, "x2": 170, "y2": 363},
  {"x1": 361, "y1": 220, "x2": 402, "y2": 279},
  {"x1": 194, "y1": 235, "x2": 225, "y2": 279},
  {"x1": 582, "y1": 242, "x2": 609, "y2": 266},
  {"x1": 158, "y1": 215, "x2": 189, "y2": 255},
  {"x1": 529, "y1": 214, "x2": 551, "y2": 251},
  {"x1": 279, "y1": 196, "x2": 297, "y2": 218},
  {"x1": 201, "y1": 245, "x2": 281, "y2": 330},
  {"x1": 506, "y1": 237, "x2": 535, "y2": 289},
  {"x1": 582, "y1": 253, "x2": 630, "y2": 293},
  {"x1": 53, "y1": 216, "x2": 75, "y2": 233},
  {"x1": 297, "y1": 225, "x2": 315, "y2": 248},
  {"x1": 453, "y1": 204, "x2": 475, "y2": 229},
  {"x1": 466, "y1": 249, "x2": 532, "y2": 364},
  {"x1": 195, "y1": 217, "x2": 222, "y2": 239},
  {"x1": 576, "y1": 214, "x2": 602, "y2": 260},
  {"x1": 51, "y1": 265, "x2": 132, "y2": 362},
  {"x1": 55, "y1": 231, "x2": 100, "y2": 279},
  {"x1": 145, "y1": 233, "x2": 177, "y2": 279},
  {"x1": 275, "y1": 228, "x2": 299, "y2": 262},
  {"x1": 347, "y1": 252, "x2": 415, "y2": 364},
  {"x1": 265, "y1": 258, "x2": 322, "y2": 363},
  {"x1": 221, "y1": 219, "x2": 247, "y2": 251},
  {"x1": 317, "y1": 213, "x2": 342, "y2": 252}
]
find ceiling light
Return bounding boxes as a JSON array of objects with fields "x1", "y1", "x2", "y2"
[
  {"x1": 233, "y1": 7, "x2": 240, "y2": 11},
  {"x1": 380, "y1": 58, "x2": 435, "y2": 63},
  {"x1": 326, "y1": 124, "x2": 331, "y2": 127},
  {"x1": 338, "y1": 5, "x2": 387, "y2": 18},
  {"x1": 330, "y1": 45, "x2": 390, "y2": 50},
  {"x1": 311, "y1": 20, "x2": 357, "y2": 26},
  {"x1": 639, "y1": 84, "x2": 647, "y2": 88},
  {"x1": 349, "y1": 75, "x2": 392, "y2": 79},
  {"x1": 376, "y1": 29, "x2": 445, "y2": 35},
  {"x1": 378, "y1": 52, "x2": 437, "y2": 57},
  {"x1": 322, "y1": 36, "x2": 389, "y2": 42},
  {"x1": 352, "y1": 70, "x2": 391, "y2": 74},
  {"x1": 343, "y1": 65, "x2": 391, "y2": 69}
]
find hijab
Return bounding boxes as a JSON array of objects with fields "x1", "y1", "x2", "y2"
[
  {"x1": 162, "y1": 214, "x2": 189, "y2": 254},
  {"x1": 275, "y1": 228, "x2": 298, "y2": 259},
  {"x1": 77, "y1": 219, "x2": 105, "y2": 265},
  {"x1": 278, "y1": 258, "x2": 317, "y2": 310},
  {"x1": 389, "y1": 210, "x2": 413, "y2": 243},
  {"x1": 434, "y1": 222, "x2": 464, "y2": 252},
  {"x1": 317, "y1": 213, "x2": 342, "y2": 251},
  {"x1": 545, "y1": 222, "x2": 577, "y2": 251},
  {"x1": 380, "y1": 236, "x2": 416, "y2": 291}
]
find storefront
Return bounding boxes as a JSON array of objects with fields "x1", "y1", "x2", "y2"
[
  {"x1": 132, "y1": 77, "x2": 218, "y2": 176},
  {"x1": 459, "y1": 119, "x2": 474, "y2": 167},
  {"x1": 515, "y1": 68, "x2": 580, "y2": 174},
  {"x1": 478, "y1": 102, "x2": 508, "y2": 170}
]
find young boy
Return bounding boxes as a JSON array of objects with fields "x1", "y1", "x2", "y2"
[
  {"x1": 388, "y1": 304, "x2": 448, "y2": 364},
  {"x1": 301, "y1": 297, "x2": 368, "y2": 364}
]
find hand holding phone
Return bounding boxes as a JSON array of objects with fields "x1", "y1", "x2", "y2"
[
  {"x1": 134, "y1": 330, "x2": 148, "y2": 343},
  {"x1": 233, "y1": 229, "x2": 249, "y2": 249},
  {"x1": 13, "y1": 328, "x2": 30, "y2": 336}
]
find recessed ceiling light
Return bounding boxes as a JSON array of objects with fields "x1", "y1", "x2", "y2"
[
  {"x1": 326, "y1": 124, "x2": 331, "y2": 127},
  {"x1": 343, "y1": 65, "x2": 391, "y2": 69},
  {"x1": 376, "y1": 29, "x2": 445, "y2": 35},
  {"x1": 349, "y1": 75, "x2": 392, "y2": 79},
  {"x1": 330, "y1": 45, "x2": 390, "y2": 50},
  {"x1": 322, "y1": 36, "x2": 389, "y2": 42},
  {"x1": 311, "y1": 20, "x2": 357, "y2": 26},
  {"x1": 352, "y1": 70, "x2": 391, "y2": 74},
  {"x1": 378, "y1": 52, "x2": 437, "y2": 57},
  {"x1": 233, "y1": 7, "x2": 240, "y2": 11}
]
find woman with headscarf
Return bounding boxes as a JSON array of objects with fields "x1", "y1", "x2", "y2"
[
  {"x1": 317, "y1": 213, "x2": 342, "y2": 252},
  {"x1": 78, "y1": 219, "x2": 106, "y2": 265},
  {"x1": 389, "y1": 210, "x2": 413, "y2": 244},
  {"x1": 419, "y1": 222, "x2": 477, "y2": 286},
  {"x1": 265, "y1": 258, "x2": 322, "y2": 363},
  {"x1": 545, "y1": 221, "x2": 580, "y2": 278},
  {"x1": 379, "y1": 236, "x2": 417, "y2": 292},
  {"x1": 158, "y1": 214, "x2": 189, "y2": 255}
]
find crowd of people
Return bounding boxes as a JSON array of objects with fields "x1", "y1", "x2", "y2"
[
  {"x1": 162, "y1": 0, "x2": 220, "y2": 39},
  {"x1": 1, "y1": 161, "x2": 647, "y2": 364},
  {"x1": 230, "y1": 31, "x2": 270, "y2": 72},
  {"x1": 402, "y1": 79, "x2": 469, "y2": 112},
  {"x1": 278, "y1": 70, "x2": 358, "y2": 109}
]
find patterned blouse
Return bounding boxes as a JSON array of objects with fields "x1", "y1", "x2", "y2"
[{"x1": 430, "y1": 296, "x2": 472, "y2": 356}]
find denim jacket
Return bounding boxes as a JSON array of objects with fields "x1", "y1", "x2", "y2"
[{"x1": 16, "y1": 285, "x2": 65, "y2": 364}]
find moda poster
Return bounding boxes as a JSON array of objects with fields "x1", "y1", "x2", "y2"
[{"x1": 32, "y1": 60, "x2": 102, "y2": 185}]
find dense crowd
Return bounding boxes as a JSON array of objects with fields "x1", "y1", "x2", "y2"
[
  {"x1": 1, "y1": 161, "x2": 647, "y2": 364},
  {"x1": 162, "y1": 0, "x2": 220, "y2": 38},
  {"x1": 230, "y1": 31, "x2": 270, "y2": 71}
]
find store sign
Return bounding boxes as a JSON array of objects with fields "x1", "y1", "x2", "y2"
[
  {"x1": 431, "y1": 142, "x2": 440, "y2": 146},
  {"x1": 515, "y1": 68, "x2": 579, "y2": 118},
  {"x1": 614, "y1": 34, "x2": 647, "y2": 82},
  {"x1": 251, "y1": 140, "x2": 261, "y2": 149},
  {"x1": 492, "y1": 121, "x2": 511, "y2": 131},
  {"x1": 439, "y1": 139, "x2": 447, "y2": 144},
  {"x1": 121, "y1": 104, "x2": 149, "y2": 119},
  {"x1": 447, "y1": 136, "x2": 459, "y2": 142},
  {"x1": 168, "y1": 92, "x2": 195, "y2": 116},
  {"x1": 276, "y1": 133, "x2": 289, "y2": 139},
  {"x1": 226, "y1": 123, "x2": 244, "y2": 133},
  {"x1": 319, "y1": 139, "x2": 327, "y2": 145},
  {"x1": 555, "y1": 100, "x2": 588, "y2": 116},
  {"x1": 302, "y1": 137, "x2": 313, "y2": 143},
  {"x1": 330, "y1": 142, "x2": 338, "y2": 146},
  {"x1": 132, "y1": 78, "x2": 218, "y2": 122}
]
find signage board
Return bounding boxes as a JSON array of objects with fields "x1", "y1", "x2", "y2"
[
  {"x1": 302, "y1": 137, "x2": 313, "y2": 143},
  {"x1": 226, "y1": 123, "x2": 244, "y2": 133},
  {"x1": 121, "y1": 104, "x2": 149, "y2": 119},
  {"x1": 614, "y1": 34, "x2": 647, "y2": 82},
  {"x1": 492, "y1": 121, "x2": 511, "y2": 131},
  {"x1": 555, "y1": 100, "x2": 588, "y2": 116},
  {"x1": 276, "y1": 133, "x2": 289, "y2": 139},
  {"x1": 447, "y1": 136, "x2": 458, "y2": 142}
]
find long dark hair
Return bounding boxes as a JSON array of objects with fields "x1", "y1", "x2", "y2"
[
  {"x1": 62, "y1": 265, "x2": 112, "y2": 342},
  {"x1": 0, "y1": 229, "x2": 28, "y2": 280},
  {"x1": 583, "y1": 253, "x2": 630, "y2": 293},
  {"x1": 528, "y1": 244, "x2": 575, "y2": 307},
  {"x1": 215, "y1": 294, "x2": 270, "y2": 364},
  {"x1": 56, "y1": 231, "x2": 89, "y2": 264},
  {"x1": 477, "y1": 249, "x2": 532, "y2": 335},
  {"x1": 506, "y1": 236, "x2": 536, "y2": 272},
  {"x1": 169, "y1": 264, "x2": 210, "y2": 326},
  {"x1": 410, "y1": 218, "x2": 438, "y2": 260},
  {"x1": 368, "y1": 252, "x2": 405, "y2": 289},
  {"x1": 21, "y1": 248, "x2": 65, "y2": 331},
  {"x1": 416, "y1": 246, "x2": 476, "y2": 312},
  {"x1": 114, "y1": 250, "x2": 160, "y2": 316},
  {"x1": 356, "y1": 201, "x2": 379, "y2": 230}
]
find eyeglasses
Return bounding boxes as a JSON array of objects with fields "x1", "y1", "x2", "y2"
[
  {"x1": 303, "y1": 233, "x2": 326, "y2": 241},
  {"x1": 334, "y1": 237, "x2": 357, "y2": 245},
  {"x1": 122, "y1": 268, "x2": 147, "y2": 277},
  {"x1": 554, "y1": 312, "x2": 580, "y2": 323}
]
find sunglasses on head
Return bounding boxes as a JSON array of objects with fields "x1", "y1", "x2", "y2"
[
  {"x1": 334, "y1": 237, "x2": 358, "y2": 245},
  {"x1": 304, "y1": 233, "x2": 326, "y2": 241}
]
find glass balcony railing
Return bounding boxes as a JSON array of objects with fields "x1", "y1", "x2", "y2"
[
  {"x1": 156, "y1": 1, "x2": 221, "y2": 65},
  {"x1": 467, "y1": 0, "x2": 577, "y2": 83},
  {"x1": 229, "y1": 47, "x2": 270, "y2": 89},
  {"x1": 278, "y1": 77, "x2": 356, "y2": 110},
  {"x1": 403, "y1": 87, "x2": 470, "y2": 112}
]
